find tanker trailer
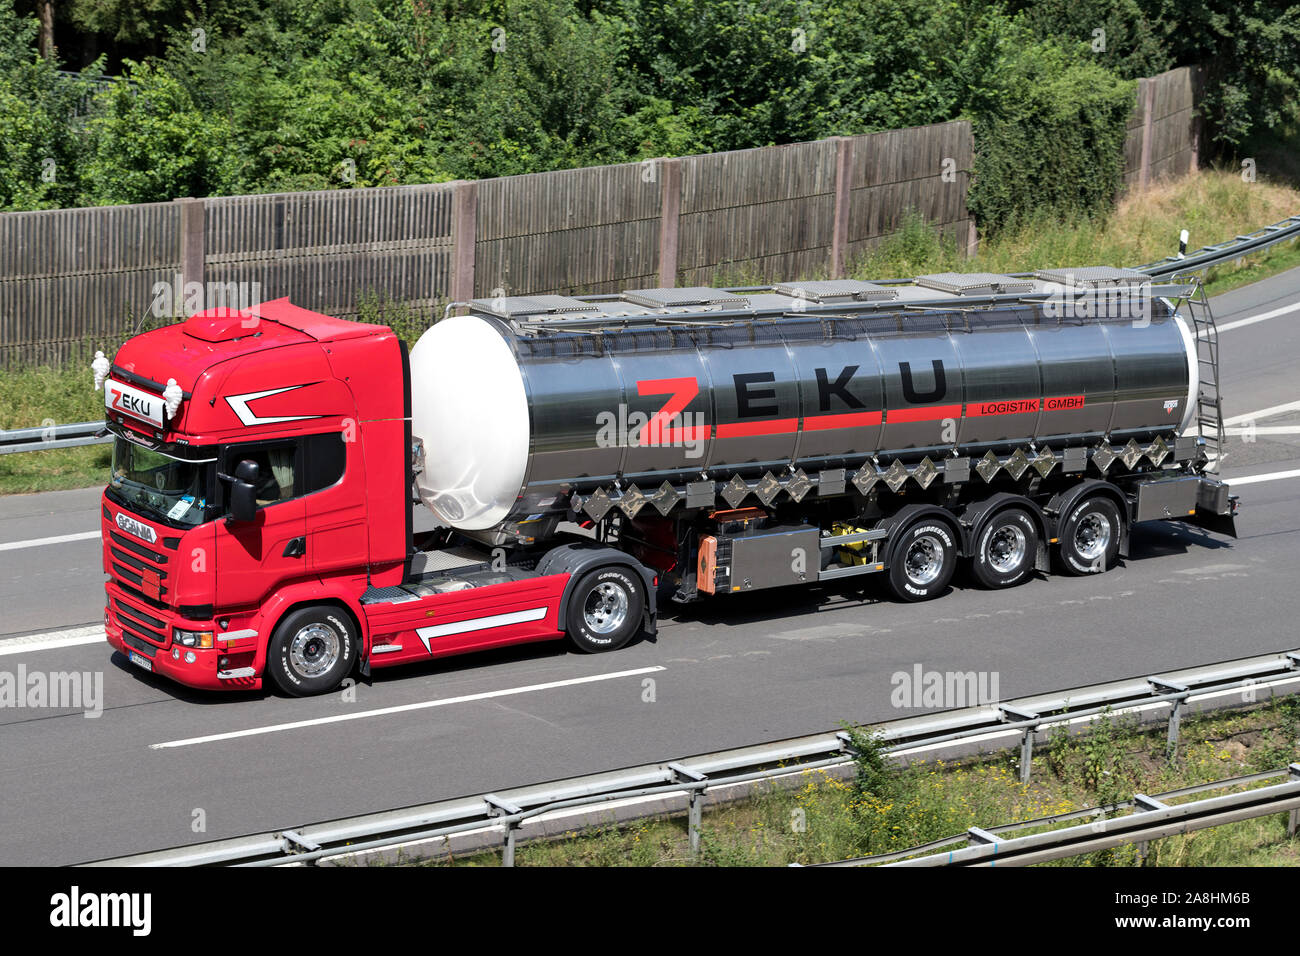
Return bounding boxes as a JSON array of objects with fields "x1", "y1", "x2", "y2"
[{"x1": 410, "y1": 270, "x2": 1234, "y2": 607}]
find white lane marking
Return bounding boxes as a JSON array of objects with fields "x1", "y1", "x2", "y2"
[
  {"x1": 0, "y1": 530, "x2": 100, "y2": 552},
  {"x1": 1223, "y1": 400, "x2": 1300, "y2": 426},
  {"x1": 415, "y1": 607, "x2": 548, "y2": 653},
  {"x1": 1190, "y1": 425, "x2": 1300, "y2": 437},
  {"x1": 1225, "y1": 468, "x2": 1300, "y2": 486},
  {"x1": 151, "y1": 665, "x2": 667, "y2": 750},
  {"x1": 0, "y1": 624, "x2": 105, "y2": 656},
  {"x1": 1205, "y1": 299, "x2": 1300, "y2": 335}
]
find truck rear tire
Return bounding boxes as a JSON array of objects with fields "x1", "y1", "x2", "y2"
[
  {"x1": 566, "y1": 567, "x2": 644, "y2": 653},
  {"x1": 887, "y1": 519, "x2": 957, "y2": 602},
  {"x1": 267, "y1": 605, "x2": 357, "y2": 696},
  {"x1": 970, "y1": 507, "x2": 1039, "y2": 589},
  {"x1": 1056, "y1": 496, "x2": 1123, "y2": 575}
]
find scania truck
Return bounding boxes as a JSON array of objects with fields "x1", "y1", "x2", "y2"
[{"x1": 99, "y1": 270, "x2": 1235, "y2": 696}]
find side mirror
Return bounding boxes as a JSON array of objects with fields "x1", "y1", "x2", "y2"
[{"x1": 228, "y1": 458, "x2": 260, "y2": 523}]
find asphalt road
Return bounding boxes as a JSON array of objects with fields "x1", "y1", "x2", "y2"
[{"x1": 1, "y1": 268, "x2": 1298, "y2": 865}]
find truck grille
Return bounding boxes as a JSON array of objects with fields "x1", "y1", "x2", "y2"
[
  {"x1": 121, "y1": 632, "x2": 157, "y2": 659},
  {"x1": 110, "y1": 531, "x2": 169, "y2": 565},
  {"x1": 113, "y1": 594, "x2": 169, "y2": 648}
]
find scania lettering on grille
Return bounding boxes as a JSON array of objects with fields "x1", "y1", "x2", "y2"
[{"x1": 115, "y1": 512, "x2": 157, "y2": 544}]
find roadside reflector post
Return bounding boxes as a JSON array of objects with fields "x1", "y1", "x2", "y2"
[
  {"x1": 484, "y1": 794, "x2": 524, "y2": 867},
  {"x1": 1289, "y1": 765, "x2": 1300, "y2": 837},
  {"x1": 1000, "y1": 705, "x2": 1040, "y2": 786},
  {"x1": 1132, "y1": 794, "x2": 1168, "y2": 864},
  {"x1": 1149, "y1": 678, "x2": 1190, "y2": 761},
  {"x1": 278, "y1": 829, "x2": 322, "y2": 866},
  {"x1": 669, "y1": 762, "x2": 708, "y2": 857}
]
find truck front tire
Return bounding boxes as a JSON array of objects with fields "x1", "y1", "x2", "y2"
[
  {"x1": 267, "y1": 605, "x2": 357, "y2": 696},
  {"x1": 566, "y1": 567, "x2": 644, "y2": 653}
]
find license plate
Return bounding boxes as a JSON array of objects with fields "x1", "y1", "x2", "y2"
[{"x1": 128, "y1": 651, "x2": 153, "y2": 672}]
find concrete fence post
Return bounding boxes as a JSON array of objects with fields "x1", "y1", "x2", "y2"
[
  {"x1": 1138, "y1": 77, "x2": 1156, "y2": 191},
  {"x1": 830, "y1": 136, "x2": 855, "y2": 279},
  {"x1": 450, "y1": 180, "x2": 478, "y2": 309},
  {"x1": 175, "y1": 197, "x2": 206, "y2": 302},
  {"x1": 657, "y1": 158, "x2": 682, "y2": 288}
]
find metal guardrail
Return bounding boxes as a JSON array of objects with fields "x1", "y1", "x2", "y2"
[
  {"x1": 79, "y1": 648, "x2": 1300, "y2": 866},
  {"x1": 1135, "y1": 214, "x2": 1300, "y2": 278},
  {"x1": 813, "y1": 764, "x2": 1300, "y2": 866},
  {"x1": 0, "y1": 421, "x2": 109, "y2": 455}
]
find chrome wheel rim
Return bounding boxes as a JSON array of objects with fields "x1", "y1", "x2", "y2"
[
  {"x1": 584, "y1": 582, "x2": 629, "y2": 635},
  {"x1": 987, "y1": 524, "x2": 1027, "y2": 574},
  {"x1": 905, "y1": 534, "x2": 945, "y2": 587},
  {"x1": 289, "y1": 623, "x2": 341, "y2": 677},
  {"x1": 1075, "y1": 513, "x2": 1111, "y2": 562}
]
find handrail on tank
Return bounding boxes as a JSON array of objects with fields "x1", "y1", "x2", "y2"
[{"x1": 471, "y1": 282, "x2": 1197, "y2": 335}]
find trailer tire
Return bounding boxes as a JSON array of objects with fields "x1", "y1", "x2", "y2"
[
  {"x1": 887, "y1": 519, "x2": 957, "y2": 602},
  {"x1": 267, "y1": 605, "x2": 357, "y2": 696},
  {"x1": 1056, "y1": 496, "x2": 1123, "y2": 576},
  {"x1": 970, "y1": 507, "x2": 1039, "y2": 589},
  {"x1": 566, "y1": 567, "x2": 644, "y2": 653}
]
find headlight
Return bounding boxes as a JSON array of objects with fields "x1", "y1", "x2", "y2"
[{"x1": 174, "y1": 628, "x2": 214, "y2": 649}]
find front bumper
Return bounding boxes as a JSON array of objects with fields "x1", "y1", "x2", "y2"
[{"x1": 104, "y1": 582, "x2": 260, "y2": 691}]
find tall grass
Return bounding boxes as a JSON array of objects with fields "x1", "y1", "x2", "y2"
[{"x1": 851, "y1": 168, "x2": 1300, "y2": 281}]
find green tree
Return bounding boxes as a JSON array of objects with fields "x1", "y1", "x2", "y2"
[
  {"x1": 1012, "y1": 0, "x2": 1169, "y2": 80},
  {"x1": 79, "y1": 60, "x2": 234, "y2": 203},
  {"x1": 448, "y1": 0, "x2": 632, "y2": 176},
  {"x1": 968, "y1": 40, "x2": 1135, "y2": 230},
  {"x1": 1137, "y1": 0, "x2": 1300, "y2": 150},
  {"x1": 0, "y1": 0, "x2": 99, "y2": 209}
]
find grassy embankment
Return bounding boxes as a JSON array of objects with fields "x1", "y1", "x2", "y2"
[
  {"x1": 412, "y1": 696, "x2": 1300, "y2": 867},
  {"x1": 2, "y1": 169, "x2": 1298, "y2": 496}
]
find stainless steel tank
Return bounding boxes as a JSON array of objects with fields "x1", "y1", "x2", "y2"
[{"x1": 410, "y1": 296, "x2": 1197, "y2": 530}]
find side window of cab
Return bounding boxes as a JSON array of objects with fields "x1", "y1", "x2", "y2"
[
  {"x1": 223, "y1": 433, "x2": 345, "y2": 508},
  {"x1": 225, "y1": 440, "x2": 299, "y2": 506}
]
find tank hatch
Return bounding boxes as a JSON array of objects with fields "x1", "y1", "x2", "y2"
[
  {"x1": 621, "y1": 287, "x2": 749, "y2": 309},
  {"x1": 1035, "y1": 266, "x2": 1152, "y2": 288},
  {"x1": 915, "y1": 272, "x2": 1035, "y2": 295},
  {"x1": 470, "y1": 294, "x2": 600, "y2": 319},
  {"x1": 772, "y1": 279, "x2": 899, "y2": 302}
]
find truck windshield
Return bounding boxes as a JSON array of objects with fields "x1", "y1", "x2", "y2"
[{"x1": 109, "y1": 437, "x2": 214, "y2": 527}]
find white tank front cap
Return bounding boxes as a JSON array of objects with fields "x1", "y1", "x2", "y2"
[{"x1": 408, "y1": 316, "x2": 532, "y2": 530}]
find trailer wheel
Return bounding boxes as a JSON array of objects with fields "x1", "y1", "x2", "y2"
[
  {"x1": 1056, "y1": 496, "x2": 1123, "y2": 575},
  {"x1": 267, "y1": 605, "x2": 357, "y2": 696},
  {"x1": 970, "y1": 507, "x2": 1039, "y2": 589},
  {"x1": 887, "y1": 520, "x2": 957, "y2": 602},
  {"x1": 566, "y1": 567, "x2": 644, "y2": 653}
]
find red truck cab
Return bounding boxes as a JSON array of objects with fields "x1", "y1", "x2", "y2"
[{"x1": 101, "y1": 301, "x2": 654, "y2": 694}]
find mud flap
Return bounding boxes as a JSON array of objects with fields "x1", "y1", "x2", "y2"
[
  {"x1": 1034, "y1": 538, "x2": 1051, "y2": 573},
  {"x1": 1179, "y1": 507, "x2": 1238, "y2": 539}
]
